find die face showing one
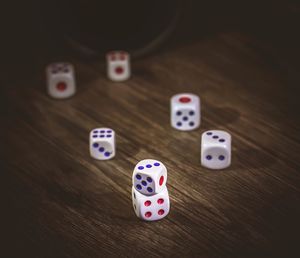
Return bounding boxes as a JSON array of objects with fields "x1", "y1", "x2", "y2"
[
  {"x1": 46, "y1": 63, "x2": 76, "y2": 99},
  {"x1": 89, "y1": 128, "x2": 115, "y2": 160},
  {"x1": 201, "y1": 130, "x2": 231, "y2": 169},
  {"x1": 132, "y1": 186, "x2": 170, "y2": 221},
  {"x1": 171, "y1": 93, "x2": 200, "y2": 131},
  {"x1": 132, "y1": 159, "x2": 167, "y2": 196},
  {"x1": 106, "y1": 51, "x2": 131, "y2": 82}
]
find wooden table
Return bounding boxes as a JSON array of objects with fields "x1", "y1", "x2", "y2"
[{"x1": 1, "y1": 2, "x2": 300, "y2": 257}]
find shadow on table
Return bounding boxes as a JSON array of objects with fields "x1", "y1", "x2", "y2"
[{"x1": 232, "y1": 146, "x2": 278, "y2": 170}]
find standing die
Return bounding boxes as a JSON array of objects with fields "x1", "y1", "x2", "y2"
[
  {"x1": 106, "y1": 51, "x2": 131, "y2": 82},
  {"x1": 132, "y1": 159, "x2": 170, "y2": 221},
  {"x1": 201, "y1": 130, "x2": 231, "y2": 169},
  {"x1": 132, "y1": 186, "x2": 170, "y2": 222},
  {"x1": 171, "y1": 93, "x2": 200, "y2": 131},
  {"x1": 46, "y1": 62, "x2": 76, "y2": 99},
  {"x1": 132, "y1": 159, "x2": 167, "y2": 196},
  {"x1": 89, "y1": 128, "x2": 116, "y2": 160}
]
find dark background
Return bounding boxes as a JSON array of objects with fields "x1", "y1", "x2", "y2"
[
  {"x1": 3, "y1": 0, "x2": 297, "y2": 117},
  {"x1": 1, "y1": 1, "x2": 300, "y2": 257},
  {"x1": 2, "y1": 1, "x2": 299, "y2": 81}
]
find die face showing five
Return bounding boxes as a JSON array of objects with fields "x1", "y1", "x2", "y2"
[
  {"x1": 171, "y1": 93, "x2": 200, "y2": 131},
  {"x1": 132, "y1": 186, "x2": 170, "y2": 221},
  {"x1": 106, "y1": 51, "x2": 131, "y2": 82},
  {"x1": 89, "y1": 128, "x2": 115, "y2": 160},
  {"x1": 46, "y1": 63, "x2": 76, "y2": 99},
  {"x1": 132, "y1": 159, "x2": 167, "y2": 196},
  {"x1": 201, "y1": 130, "x2": 231, "y2": 169}
]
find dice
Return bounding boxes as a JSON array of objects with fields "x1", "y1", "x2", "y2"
[
  {"x1": 132, "y1": 159, "x2": 170, "y2": 221},
  {"x1": 132, "y1": 186, "x2": 170, "y2": 221},
  {"x1": 201, "y1": 130, "x2": 231, "y2": 169},
  {"x1": 132, "y1": 159, "x2": 167, "y2": 196},
  {"x1": 46, "y1": 62, "x2": 76, "y2": 99},
  {"x1": 171, "y1": 93, "x2": 200, "y2": 131},
  {"x1": 106, "y1": 51, "x2": 131, "y2": 82},
  {"x1": 89, "y1": 128, "x2": 115, "y2": 160}
]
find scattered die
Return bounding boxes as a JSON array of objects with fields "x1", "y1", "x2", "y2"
[
  {"x1": 46, "y1": 62, "x2": 76, "y2": 99},
  {"x1": 201, "y1": 130, "x2": 231, "y2": 169},
  {"x1": 106, "y1": 51, "x2": 131, "y2": 82},
  {"x1": 132, "y1": 186, "x2": 170, "y2": 221},
  {"x1": 171, "y1": 93, "x2": 201, "y2": 131},
  {"x1": 132, "y1": 159, "x2": 167, "y2": 196},
  {"x1": 89, "y1": 128, "x2": 115, "y2": 160}
]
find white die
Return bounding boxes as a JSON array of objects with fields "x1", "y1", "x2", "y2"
[
  {"x1": 171, "y1": 93, "x2": 200, "y2": 131},
  {"x1": 89, "y1": 128, "x2": 115, "y2": 160},
  {"x1": 201, "y1": 130, "x2": 231, "y2": 169},
  {"x1": 132, "y1": 186, "x2": 170, "y2": 221},
  {"x1": 132, "y1": 159, "x2": 167, "y2": 196},
  {"x1": 106, "y1": 51, "x2": 131, "y2": 82},
  {"x1": 46, "y1": 62, "x2": 76, "y2": 99}
]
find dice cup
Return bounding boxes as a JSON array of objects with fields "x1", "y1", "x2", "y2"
[{"x1": 43, "y1": 0, "x2": 185, "y2": 59}]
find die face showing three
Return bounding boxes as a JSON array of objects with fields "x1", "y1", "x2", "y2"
[
  {"x1": 46, "y1": 63, "x2": 76, "y2": 99},
  {"x1": 132, "y1": 186, "x2": 170, "y2": 221},
  {"x1": 89, "y1": 128, "x2": 115, "y2": 160},
  {"x1": 201, "y1": 130, "x2": 231, "y2": 169},
  {"x1": 106, "y1": 51, "x2": 131, "y2": 82},
  {"x1": 132, "y1": 159, "x2": 167, "y2": 196},
  {"x1": 171, "y1": 93, "x2": 201, "y2": 131}
]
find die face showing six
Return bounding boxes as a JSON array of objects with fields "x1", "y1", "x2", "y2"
[
  {"x1": 89, "y1": 128, "x2": 116, "y2": 160},
  {"x1": 132, "y1": 186, "x2": 170, "y2": 221},
  {"x1": 106, "y1": 51, "x2": 131, "y2": 82},
  {"x1": 132, "y1": 159, "x2": 167, "y2": 196},
  {"x1": 201, "y1": 130, "x2": 231, "y2": 169},
  {"x1": 46, "y1": 63, "x2": 76, "y2": 99},
  {"x1": 171, "y1": 93, "x2": 200, "y2": 131}
]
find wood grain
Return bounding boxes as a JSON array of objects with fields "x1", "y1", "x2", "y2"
[{"x1": 1, "y1": 2, "x2": 300, "y2": 257}]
